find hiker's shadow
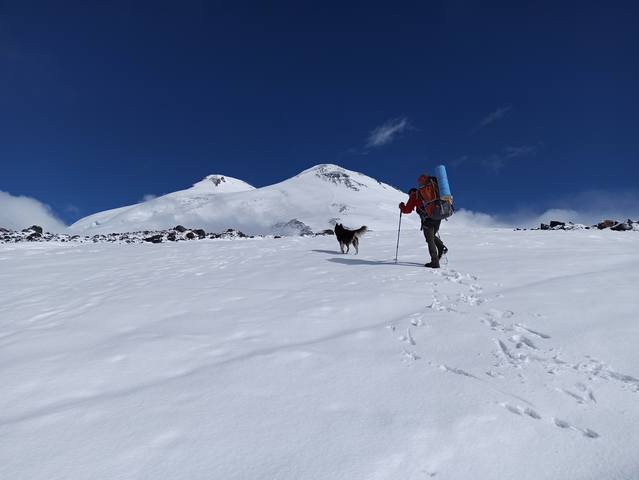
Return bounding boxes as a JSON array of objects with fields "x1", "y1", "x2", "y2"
[
  {"x1": 326, "y1": 257, "x2": 424, "y2": 267},
  {"x1": 312, "y1": 250, "x2": 423, "y2": 267}
]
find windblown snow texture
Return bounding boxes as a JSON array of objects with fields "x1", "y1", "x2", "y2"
[{"x1": 1, "y1": 227, "x2": 638, "y2": 479}]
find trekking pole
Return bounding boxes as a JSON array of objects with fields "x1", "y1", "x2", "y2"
[{"x1": 394, "y1": 212, "x2": 402, "y2": 263}]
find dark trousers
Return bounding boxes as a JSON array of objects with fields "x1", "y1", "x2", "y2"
[{"x1": 422, "y1": 219, "x2": 445, "y2": 265}]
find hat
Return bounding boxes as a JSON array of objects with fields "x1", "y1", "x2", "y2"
[{"x1": 417, "y1": 174, "x2": 429, "y2": 185}]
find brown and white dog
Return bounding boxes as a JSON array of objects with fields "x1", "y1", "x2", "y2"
[{"x1": 334, "y1": 223, "x2": 368, "y2": 254}]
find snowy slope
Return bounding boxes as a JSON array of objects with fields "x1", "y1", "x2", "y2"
[
  {"x1": 1, "y1": 228, "x2": 639, "y2": 479},
  {"x1": 69, "y1": 165, "x2": 415, "y2": 235},
  {"x1": 70, "y1": 174, "x2": 256, "y2": 233}
]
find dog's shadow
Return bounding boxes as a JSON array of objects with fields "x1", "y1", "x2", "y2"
[{"x1": 311, "y1": 249, "x2": 342, "y2": 255}]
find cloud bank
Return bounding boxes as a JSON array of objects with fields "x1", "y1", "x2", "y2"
[
  {"x1": 0, "y1": 190, "x2": 67, "y2": 232},
  {"x1": 450, "y1": 190, "x2": 639, "y2": 230}
]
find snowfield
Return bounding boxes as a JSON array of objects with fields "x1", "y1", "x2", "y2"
[{"x1": 1, "y1": 226, "x2": 638, "y2": 479}]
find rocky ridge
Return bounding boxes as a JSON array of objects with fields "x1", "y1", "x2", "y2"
[
  {"x1": 515, "y1": 219, "x2": 639, "y2": 231},
  {"x1": 0, "y1": 224, "x2": 334, "y2": 245}
]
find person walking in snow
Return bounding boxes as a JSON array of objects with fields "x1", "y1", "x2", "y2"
[{"x1": 399, "y1": 174, "x2": 448, "y2": 268}]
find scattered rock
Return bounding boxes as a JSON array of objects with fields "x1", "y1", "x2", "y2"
[
  {"x1": 530, "y1": 218, "x2": 636, "y2": 232},
  {"x1": 611, "y1": 222, "x2": 632, "y2": 231},
  {"x1": 173, "y1": 225, "x2": 187, "y2": 232},
  {"x1": 273, "y1": 219, "x2": 314, "y2": 236},
  {"x1": 144, "y1": 235, "x2": 164, "y2": 243},
  {"x1": 597, "y1": 219, "x2": 617, "y2": 230}
]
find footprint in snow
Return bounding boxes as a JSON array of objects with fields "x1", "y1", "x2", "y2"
[
  {"x1": 556, "y1": 388, "x2": 588, "y2": 405},
  {"x1": 552, "y1": 418, "x2": 599, "y2": 439},
  {"x1": 409, "y1": 312, "x2": 426, "y2": 327},
  {"x1": 398, "y1": 328, "x2": 416, "y2": 345},
  {"x1": 515, "y1": 323, "x2": 551, "y2": 339},
  {"x1": 500, "y1": 402, "x2": 541, "y2": 420},
  {"x1": 439, "y1": 364, "x2": 477, "y2": 379},
  {"x1": 402, "y1": 349, "x2": 420, "y2": 362},
  {"x1": 509, "y1": 334, "x2": 539, "y2": 350}
]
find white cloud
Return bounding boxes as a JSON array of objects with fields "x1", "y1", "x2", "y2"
[
  {"x1": 366, "y1": 117, "x2": 411, "y2": 148},
  {"x1": 474, "y1": 105, "x2": 512, "y2": 132},
  {"x1": 447, "y1": 208, "x2": 504, "y2": 228},
  {"x1": 65, "y1": 204, "x2": 81, "y2": 214},
  {"x1": 482, "y1": 144, "x2": 538, "y2": 171},
  {"x1": 530, "y1": 190, "x2": 639, "y2": 226},
  {"x1": 140, "y1": 194, "x2": 157, "y2": 203},
  {"x1": 0, "y1": 190, "x2": 67, "y2": 232},
  {"x1": 444, "y1": 190, "x2": 639, "y2": 230}
]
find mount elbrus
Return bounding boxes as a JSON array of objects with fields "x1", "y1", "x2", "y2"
[{"x1": 68, "y1": 165, "x2": 410, "y2": 237}]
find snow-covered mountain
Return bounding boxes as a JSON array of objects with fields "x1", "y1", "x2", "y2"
[
  {"x1": 69, "y1": 174, "x2": 256, "y2": 234},
  {"x1": 69, "y1": 164, "x2": 416, "y2": 235}
]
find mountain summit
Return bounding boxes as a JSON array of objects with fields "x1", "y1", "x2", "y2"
[
  {"x1": 190, "y1": 175, "x2": 255, "y2": 194},
  {"x1": 70, "y1": 164, "x2": 413, "y2": 235}
]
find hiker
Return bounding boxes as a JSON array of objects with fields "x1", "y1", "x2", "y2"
[{"x1": 399, "y1": 174, "x2": 448, "y2": 268}]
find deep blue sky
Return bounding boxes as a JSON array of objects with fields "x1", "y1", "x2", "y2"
[{"x1": 1, "y1": 1, "x2": 637, "y2": 224}]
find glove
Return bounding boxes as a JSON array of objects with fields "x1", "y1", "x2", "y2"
[{"x1": 399, "y1": 202, "x2": 405, "y2": 209}]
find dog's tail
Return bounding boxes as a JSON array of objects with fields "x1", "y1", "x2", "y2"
[{"x1": 354, "y1": 226, "x2": 368, "y2": 237}]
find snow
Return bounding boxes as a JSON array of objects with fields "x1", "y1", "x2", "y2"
[
  {"x1": 69, "y1": 165, "x2": 413, "y2": 235},
  {"x1": 1, "y1": 227, "x2": 638, "y2": 479},
  {"x1": 69, "y1": 174, "x2": 255, "y2": 233}
]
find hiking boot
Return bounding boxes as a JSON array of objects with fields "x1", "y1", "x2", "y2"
[
  {"x1": 438, "y1": 246, "x2": 448, "y2": 260},
  {"x1": 424, "y1": 262, "x2": 440, "y2": 268}
]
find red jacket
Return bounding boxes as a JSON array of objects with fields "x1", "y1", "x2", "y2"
[{"x1": 399, "y1": 183, "x2": 437, "y2": 216}]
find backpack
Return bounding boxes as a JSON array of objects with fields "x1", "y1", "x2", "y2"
[{"x1": 416, "y1": 177, "x2": 454, "y2": 221}]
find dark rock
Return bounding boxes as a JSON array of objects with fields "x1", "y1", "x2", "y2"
[
  {"x1": 540, "y1": 223, "x2": 550, "y2": 230},
  {"x1": 549, "y1": 221, "x2": 565, "y2": 228},
  {"x1": 21, "y1": 225, "x2": 44, "y2": 234},
  {"x1": 27, "y1": 232, "x2": 42, "y2": 241},
  {"x1": 192, "y1": 229, "x2": 206, "y2": 239},
  {"x1": 317, "y1": 229, "x2": 335, "y2": 236},
  {"x1": 185, "y1": 232, "x2": 196, "y2": 240},
  {"x1": 611, "y1": 223, "x2": 632, "y2": 231},
  {"x1": 144, "y1": 234, "x2": 164, "y2": 243},
  {"x1": 597, "y1": 220, "x2": 617, "y2": 230},
  {"x1": 173, "y1": 225, "x2": 187, "y2": 232},
  {"x1": 167, "y1": 232, "x2": 177, "y2": 241}
]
